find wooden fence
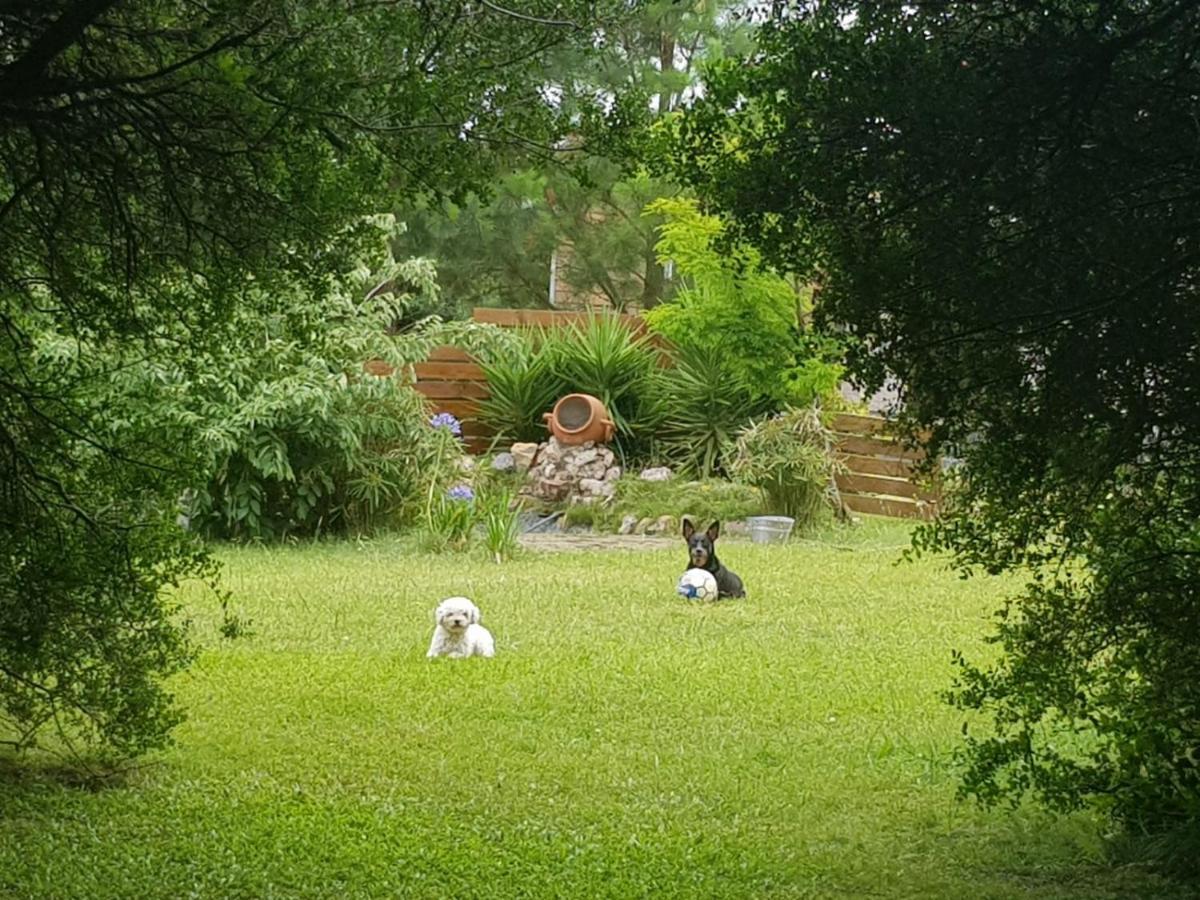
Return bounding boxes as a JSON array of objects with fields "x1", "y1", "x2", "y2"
[
  {"x1": 404, "y1": 309, "x2": 938, "y2": 519},
  {"x1": 829, "y1": 414, "x2": 938, "y2": 520}
]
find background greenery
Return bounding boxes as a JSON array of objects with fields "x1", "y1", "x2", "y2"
[
  {"x1": 0, "y1": 0, "x2": 619, "y2": 755},
  {"x1": 560, "y1": 476, "x2": 765, "y2": 532}
]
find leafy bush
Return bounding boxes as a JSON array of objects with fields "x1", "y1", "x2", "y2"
[
  {"x1": 188, "y1": 217, "x2": 505, "y2": 540},
  {"x1": 645, "y1": 342, "x2": 770, "y2": 478},
  {"x1": 642, "y1": 198, "x2": 843, "y2": 409},
  {"x1": 0, "y1": 316, "x2": 214, "y2": 760},
  {"x1": 725, "y1": 407, "x2": 843, "y2": 532}
]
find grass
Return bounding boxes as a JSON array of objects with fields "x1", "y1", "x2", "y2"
[{"x1": 0, "y1": 518, "x2": 1191, "y2": 899}]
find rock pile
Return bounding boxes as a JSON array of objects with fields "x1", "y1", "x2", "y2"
[{"x1": 523, "y1": 438, "x2": 621, "y2": 505}]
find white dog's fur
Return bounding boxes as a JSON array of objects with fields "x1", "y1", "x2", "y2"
[{"x1": 427, "y1": 596, "x2": 495, "y2": 659}]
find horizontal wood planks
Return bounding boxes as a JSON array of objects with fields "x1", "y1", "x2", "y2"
[
  {"x1": 831, "y1": 413, "x2": 939, "y2": 519},
  {"x1": 471, "y1": 308, "x2": 646, "y2": 332}
]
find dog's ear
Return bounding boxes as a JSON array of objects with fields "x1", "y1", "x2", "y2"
[
  {"x1": 469, "y1": 604, "x2": 480, "y2": 625},
  {"x1": 706, "y1": 521, "x2": 720, "y2": 543},
  {"x1": 682, "y1": 517, "x2": 695, "y2": 541}
]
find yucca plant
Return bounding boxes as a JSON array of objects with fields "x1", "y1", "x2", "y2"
[
  {"x1": 542, "y1": 313, "x2": 658, "y2": 439},
  {"x1": 646, "y1": 341, "x2": 767, "y2": 478},
  {"x1": 477, "y1": 330, "x2": 566, "y2": 443}
]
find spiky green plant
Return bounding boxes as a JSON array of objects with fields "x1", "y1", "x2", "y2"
[
  {"x1": 477, "y1": 330, "x2": 566, "y2": 443},
  {"x1": 541, "y1": 314, "x2": 658, "y2": 439},
  {"x1": 646, "y1": 342, "x2": 768, "y2": 478}
]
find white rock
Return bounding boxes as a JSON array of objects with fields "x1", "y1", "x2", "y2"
[
  {"x1": 511, "y1": 442, "x2": 539, "y2": 472},
  {"x1": 578, "y1": 478, "x2": 606, "y2": 495},
  {"x1": 573, "y1": 447, "x2": 599, "y2": 466},
  {"x1": 639, "y1": 466, "x2": 672, "y2": 482}
]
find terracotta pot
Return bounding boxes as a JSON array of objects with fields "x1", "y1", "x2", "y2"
[{"x1": 542, "y1": 393, "x2": 616, "y2": 445}]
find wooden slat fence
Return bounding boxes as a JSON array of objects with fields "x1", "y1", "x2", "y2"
[
  {"x1": 831, "y1": 414, "x2": 939, "y2": 520},
  {"x1": 382, "y1": 309, "x2": 939, "y2": 518}
]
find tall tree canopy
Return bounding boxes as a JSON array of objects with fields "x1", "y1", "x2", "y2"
[
  {"x1": 674, "y1": 1, "x2": 1200, "y2": 832},
  {"x1": 0, "y1": 0, "x2": 622, "y2": 757},
  {"x1": 393, "y1": 0, "x2": 754, "y2": 312}
]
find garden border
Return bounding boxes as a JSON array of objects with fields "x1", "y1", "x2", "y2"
[{"x1": 399, "y1": 309, "x2": 939, "y2": 519}]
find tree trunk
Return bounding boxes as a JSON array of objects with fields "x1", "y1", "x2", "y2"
[{"x1": 641, "y1": 244, "x2": 665, "y2": 308}]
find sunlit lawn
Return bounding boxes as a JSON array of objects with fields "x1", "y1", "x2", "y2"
[{"x1": 0, "y1": 519, "x2": 1189, "y2": 898}]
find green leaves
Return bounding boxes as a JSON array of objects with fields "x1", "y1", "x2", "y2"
[
  {"x1": 186, "y1": 219, "x2": 512, "y2": 541},
  {"x1": 644, "y1": 341, "x2": 766, "y2": 479},
  {"x1": 479, "y1": 316, "x2": 662, "y2": 457},
  {"x1": 0, "y1": 0, "x2": 639, "y2": 762},
  {"x1": 477, "y1": 333, "x2": 567, "y2": 444},
  {"x1": 643, "y1": 198, "x2": 843, "y2": 409},
  {"x1": 543, "y1": 315, "x2": 658, "y2": 439},
  {"x1": 725, "y1": 407, "x2": 842, "y2": 531}
]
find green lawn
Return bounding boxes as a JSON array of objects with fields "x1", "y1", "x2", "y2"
[{"x1": 0, "y1": 520, "x2": 1188, "y2": 899}]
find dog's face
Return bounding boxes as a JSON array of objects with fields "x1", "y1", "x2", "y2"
[
  {"x1": 682, "y1": 519, "x2": 721, "y2": 569},
  {"x1": 435, "y1": 596, "x2": 480, "y2": 634}
]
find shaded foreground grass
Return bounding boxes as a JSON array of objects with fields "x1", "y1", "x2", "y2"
[{"x1": 0, "y1": 520, "x2": 1189, "y2": 898}]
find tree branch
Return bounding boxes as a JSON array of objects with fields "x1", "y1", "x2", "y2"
[
  {"x1": 478, "y1": 0, "x2": 580, "y2": 28},
  {"x1": 0, "y1": 0, "x2": 122, "y2": 99}
]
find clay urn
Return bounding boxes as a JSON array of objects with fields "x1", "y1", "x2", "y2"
[{"x1": 542, "y1": 393, "x2": 616, "y2": 445}]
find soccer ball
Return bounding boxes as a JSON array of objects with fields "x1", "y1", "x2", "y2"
[{"x1": 677, "y1": 567, "x2": 719, "y2": 602}]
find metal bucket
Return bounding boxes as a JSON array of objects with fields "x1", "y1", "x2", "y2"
[{"x1": 746, "y1": 515, "x2": 795, "y2": 544}]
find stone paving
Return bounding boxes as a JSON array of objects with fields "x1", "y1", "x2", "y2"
[{"x1": 518, "y1": 533, "x2": 676, "y2": 552}]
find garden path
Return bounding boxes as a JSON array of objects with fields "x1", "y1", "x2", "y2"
[{"x1": 518, "y1": 533, "x2": 676, "y2": 552}]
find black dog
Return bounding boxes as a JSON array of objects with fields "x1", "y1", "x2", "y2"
[{"x1": 682, "y1": 518, "x2": 745, "y2": 599}]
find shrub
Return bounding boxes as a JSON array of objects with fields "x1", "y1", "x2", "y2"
[
  {"x1": 189, "y1": 217, "x2": 504, "y2": 540},
  {"x1": 476, "y1": 330, "x2": 566, "y2": 444},
  {"x1": 645, "y1": 341, "x2": 770, "y2": 478},
  {"x1": 478, "y1": 314, "x2": 662, "y2": 463},
  {"x1": 541, "y1": 313, "x2": 660, "y2": 441},
  {"x1": 642, "y1": 198, "x2": 844, "y2": 409},
  {"x1": 725, "y1": 407, "x2": 843, "y2": 532}
]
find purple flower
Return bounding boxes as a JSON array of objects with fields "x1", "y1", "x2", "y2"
[
  {"x1": 446, "y1": 484, "x2": 475, "y2": 502},
  {"x1": 430, "y1": 412, "x2": 462, "y2": 437}
]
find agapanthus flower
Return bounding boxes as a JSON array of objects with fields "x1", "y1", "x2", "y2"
[
  {"x1": 430, "y1": 412, "x2": 463, "y2": 436},
  {"x1": 446, "y1": 484, "x2": 475, "y2": 502}
]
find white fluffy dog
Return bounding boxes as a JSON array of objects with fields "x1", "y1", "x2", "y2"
[{"x1": 427, "y1": 596, "x2": 495, "y2": 659}]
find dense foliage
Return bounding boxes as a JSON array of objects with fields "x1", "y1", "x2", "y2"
[
  {"x1": 643, "y1": 198, "x2": 843, "y2": 409},
  {"x1": 0, "y1": 0, "x2": 624, "y2": 757},
  {"x1": 674, "y1": 1, "x2": 1200, "y2": 833},
  {"x1": 393, "y1": 1, "x2": 756, "y2": 312},
  {"x1": 644, "y1": 342, "x2": 766, "y2": 478},
  {"x1": 725, "y1": 407, "x2": 842, "y2": 530},
  {"x1": 477, "y1": 315, "x2": 661, "y2": 458},
  {"x1": 187, "y1": 219, "x2": 506, "y2": 540}
]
